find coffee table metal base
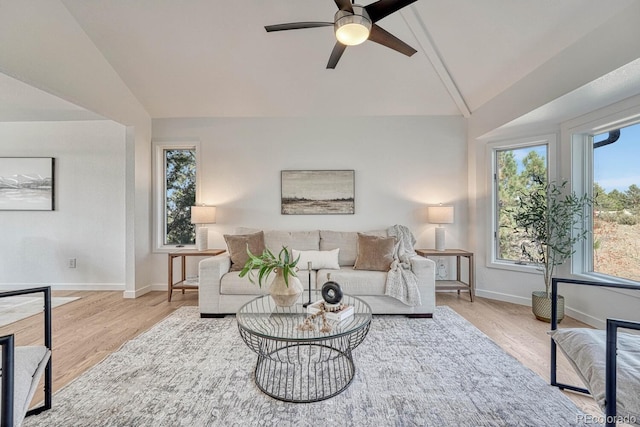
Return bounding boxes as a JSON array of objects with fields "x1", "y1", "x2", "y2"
[
  {"x1": 239, "y1": 326, "x2": 370, "y2": 403},
  {"x1": 236, "y1": 293, "x2": 372, "y2": 403}
]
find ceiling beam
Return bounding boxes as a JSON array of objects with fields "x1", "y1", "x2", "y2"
[{"x1": 401, "y1": 7, "x2": 471, "y2": 118}]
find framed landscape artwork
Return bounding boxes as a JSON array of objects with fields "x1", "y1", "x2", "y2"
[
  {"x1": 0, "y1": 157, "x2": 55, "y2": 211},
  {"x1": 281, "y1": 170, "x2": 355, "y2": 215}
]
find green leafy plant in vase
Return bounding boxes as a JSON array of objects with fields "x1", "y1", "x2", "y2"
[
  {"x1": 510, "y1": 178, "x2": 593, "y2": 322},
  {"x1": 239, "y1": 246, "x2": 303, "y2": 307}
]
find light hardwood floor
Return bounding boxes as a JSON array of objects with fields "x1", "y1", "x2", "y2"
[{"x1": 3, "y1": 289, "x2": 604, "y2": 421}]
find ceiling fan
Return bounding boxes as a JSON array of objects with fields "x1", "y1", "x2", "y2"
[{"x1": 265, "y1": 0, "x2": 418, "y2": 69}]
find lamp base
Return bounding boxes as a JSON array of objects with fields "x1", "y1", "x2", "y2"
[
  {"x1": 435, "y1": 227, "x2": 446, "y2": 251},
  {"x1": 196, "y1": 226, "x2": 208, "y2": 251}
]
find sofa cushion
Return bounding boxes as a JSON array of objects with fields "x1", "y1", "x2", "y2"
[
  {"x1": 223, "y1": 231, "x2": 265, "y2": 271},
  {"x1": 319, "y1": 230, "x2": 357, "y2": 266},
  {"x1": 293, "y1": 269, "x2": 316, "y2": 289},
  {"x1": 354, "y1": 234, "x2": 396, "y2": 271},
  {"x1": 316, "y1": 267, "x2": 387, "y2": 295},
  {"x1": 221, "y1": 270, "x2": 314, "y2": 294},
  {"x1": 264, "y1": 230, "x2": 320, "y2": 252},
  {"x1": 235, "y1": 227, "x2": 260, "y2": 234},
  {"x1": 220, "y1": 271, "x2": 271, "y2": 295},
  {"x1": 320, "y1": 230, "x2": 387, "y2": 266},
  {"x1": 293, "y1": 249, "x2": 340, "y2": 270}
]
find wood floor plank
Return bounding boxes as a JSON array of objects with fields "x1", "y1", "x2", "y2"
[{"x1": 3, "y1": 290, "x2": 607, "y2": 421}]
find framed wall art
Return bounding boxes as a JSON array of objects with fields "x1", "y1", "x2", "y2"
[
  {"x1": 0, "y1": 157, "x2": 55, "y2": 211},
  {"x1": 281, "y1": 170, "x2": 354, "y2": 215}
]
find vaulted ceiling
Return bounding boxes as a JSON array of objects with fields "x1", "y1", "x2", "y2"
[{"x1": 2, "y1": 0, "x2": 639, "y2": 121}]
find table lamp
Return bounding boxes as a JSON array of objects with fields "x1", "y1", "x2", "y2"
[
  {"x1": 190, "y1": 205, "x2": 216, "y2": 251},
  {"x1": 428, "y1": 205, "x2": 454, "y2": 251}
]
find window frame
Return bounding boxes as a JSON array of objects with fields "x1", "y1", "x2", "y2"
[
  {"x1": 152, "y1": 140, "x2": 202, "y2": 252},
  {"x1": 486, "y1": 133, "x2": 557, "y2": 273},
  {"x1": 569, "y1": 108, "x2": 640, "y2": 286}
]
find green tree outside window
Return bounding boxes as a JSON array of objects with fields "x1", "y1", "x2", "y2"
[
  {"x1": 496, "y1": 146, "x2": 548, "y2": 261},
  {"x1": 165, "y1": 149, "x2": 196, "y2": 245}
]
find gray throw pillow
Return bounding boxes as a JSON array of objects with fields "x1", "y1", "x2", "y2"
[
  {"x1": 223, "y1": 231, "x2": 265, "y2": 271},
  {"x1": 353, "y1": 233, "x2": 396, "y2": 271}
]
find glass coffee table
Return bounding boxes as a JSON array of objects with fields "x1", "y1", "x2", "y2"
[{"x1": 236, "y1": 291, "x2": 372, "y2": 403}]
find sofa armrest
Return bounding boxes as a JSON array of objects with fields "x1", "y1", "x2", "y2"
[
  {"x1": 410, "y1": 255, "x2": 436, "y2": 313},
  {"x1": 410, "y1": 255, "x2": 436, "y2": 286},
  {"x1": 198, "y1": 254, "x2": 231, "y2": 314}
]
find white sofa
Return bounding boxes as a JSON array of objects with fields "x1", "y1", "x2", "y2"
[{"x1": 198, "y1": 229, "x2": 436, "y2": 317}]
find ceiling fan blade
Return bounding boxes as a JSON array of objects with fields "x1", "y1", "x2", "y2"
[
  {"x1": 368, "y1": 24, "x2": 417, "y2": 57},
  {"x1": 327, "y1": 42, "x2": 347, "y2": 69},
  {"x1": 334, "y1": 0, "x2": 353, "y2": 13},
  {"x1": 265, "y1": 22, "x2": 333, "y2": 32},
  {"x1": 365, "y1": 0, "x2": 418, "y2": 23}
]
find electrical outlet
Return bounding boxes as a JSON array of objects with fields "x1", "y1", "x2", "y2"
[
  {"x1": 436, "y1": 258, "x2": 447, "y2": 280},
  {"x1": 68, "y1": 258, "x2": 77, "y2": 268}
]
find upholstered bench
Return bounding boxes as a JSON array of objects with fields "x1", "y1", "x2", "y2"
[
  {"x1": 549, "y1": 278, "x2": 640, "y2": 427},
  {"x1": 0, "y1": 287, "x2": 52, "y2": 427}
]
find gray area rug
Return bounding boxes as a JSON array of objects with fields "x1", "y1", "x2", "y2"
[{"x1": 25, "y1": 306, "x2": 590, "y2": 426}]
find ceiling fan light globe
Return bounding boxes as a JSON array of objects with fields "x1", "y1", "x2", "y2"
[
  {"x1": 336, "y1": 23, "x2": 370, "y2": 45},
  {"x1": 334, "y1": 6, "x2": 371, "y2": 46}
]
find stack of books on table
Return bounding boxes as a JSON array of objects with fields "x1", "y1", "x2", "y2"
[{"x1": 307, "y1": 300, "x2": 354, "y2": 321}]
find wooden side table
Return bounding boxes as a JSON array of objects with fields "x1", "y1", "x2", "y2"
[
  {"x1": 415, "y1": 249, "x2": 475, "y2": 302},
  {"x1": 168, "y1": 249, "x2": 225, "y2": 302}
]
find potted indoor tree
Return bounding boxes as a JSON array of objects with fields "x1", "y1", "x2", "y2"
[
  {"x1": 511, "y1": 178, "x2": 593, "y2": 322},
  {"x1": 239, "y1": 246, "x2": 302, "y2": 307}
]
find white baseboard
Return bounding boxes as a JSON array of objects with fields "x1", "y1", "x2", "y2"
[
  {"x1": 474, "y1": 289, "x2": 531, "y2": 306},
  {"x1": 475, "y1": 288, "x2": 603, "y2": 328},
  {"x1": 564, "y1": 307, "x2": 604, "y2": 329},
  {"x1": 150, "y1": 283, "x2": 169, "y2": 292},
  {"x1": 123, "y1": 285, "x2": 153, "y2": 299}
]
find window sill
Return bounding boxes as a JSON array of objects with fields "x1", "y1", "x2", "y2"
[
  {"x1": 154, "y1": 245, "x2": 197, "y2": 254},
  {"x1": 487, "y1": 259, "x2": 543, "y2": 276}
]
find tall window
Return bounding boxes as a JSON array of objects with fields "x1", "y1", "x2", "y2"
[
  {"x1": 154, "y1": 143, "x2": 199, "y2": 250},
  {"x1": 491, "y1": 135, "x2": 553, "y2": 266},
  {"x1": 591, "y1": 122, "x2": 640, "y2": 282}
]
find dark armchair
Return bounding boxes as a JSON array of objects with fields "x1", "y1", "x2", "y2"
[
  {"x1": 0, "y1": 287, "x2": 53, "y2": 427},
  {"x1": 549, "y1": 278, "x2": 640, "y2": 427}
]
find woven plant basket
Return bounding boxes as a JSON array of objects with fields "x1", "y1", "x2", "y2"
[{"x1": 532, "y1": 291, "x2": 564, "y2": 323}]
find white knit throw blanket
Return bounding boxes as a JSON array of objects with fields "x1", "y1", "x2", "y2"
[{"x1": 385, "y1": 225, "x2": 421, "y2": 306}]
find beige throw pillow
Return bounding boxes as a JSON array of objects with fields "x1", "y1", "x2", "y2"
[
  {"x1": 353, "y1": 234, "x2": 396, "y2": 271},
  {"x1": 224, "y1": 231, "x2": 266, "y2": 271}
]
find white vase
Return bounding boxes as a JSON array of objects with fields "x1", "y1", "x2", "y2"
[{"x1": 269, "y1": 269, "x2": 303, "y2": 307}]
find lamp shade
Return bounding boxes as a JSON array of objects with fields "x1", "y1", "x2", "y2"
[
  {"x1": 428, "y1": 205, "x2": 454, "y2": 224},
  {"x1": 190, "y1": 206, "x2": 216, "y2": 224}
]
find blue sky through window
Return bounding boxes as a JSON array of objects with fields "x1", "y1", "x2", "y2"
[
  {"x1": 594, "y1": 122, "x2": 640, "y2": 192},
  {"x1": 512, "y1": 145, "x2": 547, "y2": 174}
]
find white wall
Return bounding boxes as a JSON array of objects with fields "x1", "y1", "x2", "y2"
[
  {"x1": 151, "y1": 115, "x2": 467, "y2": 287},
  {"x1": 0, "y1": 0, "x2": 152, "y2": 297},
  {"x1": 0, "y1": 120, "x2": 126, "y2": 289},
  {"x1": 469, "y1": 87, "x2": 640, "y2": 327},
  {"x1": 463, "y1": 2, "x2": 640, "y2": 328}
]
